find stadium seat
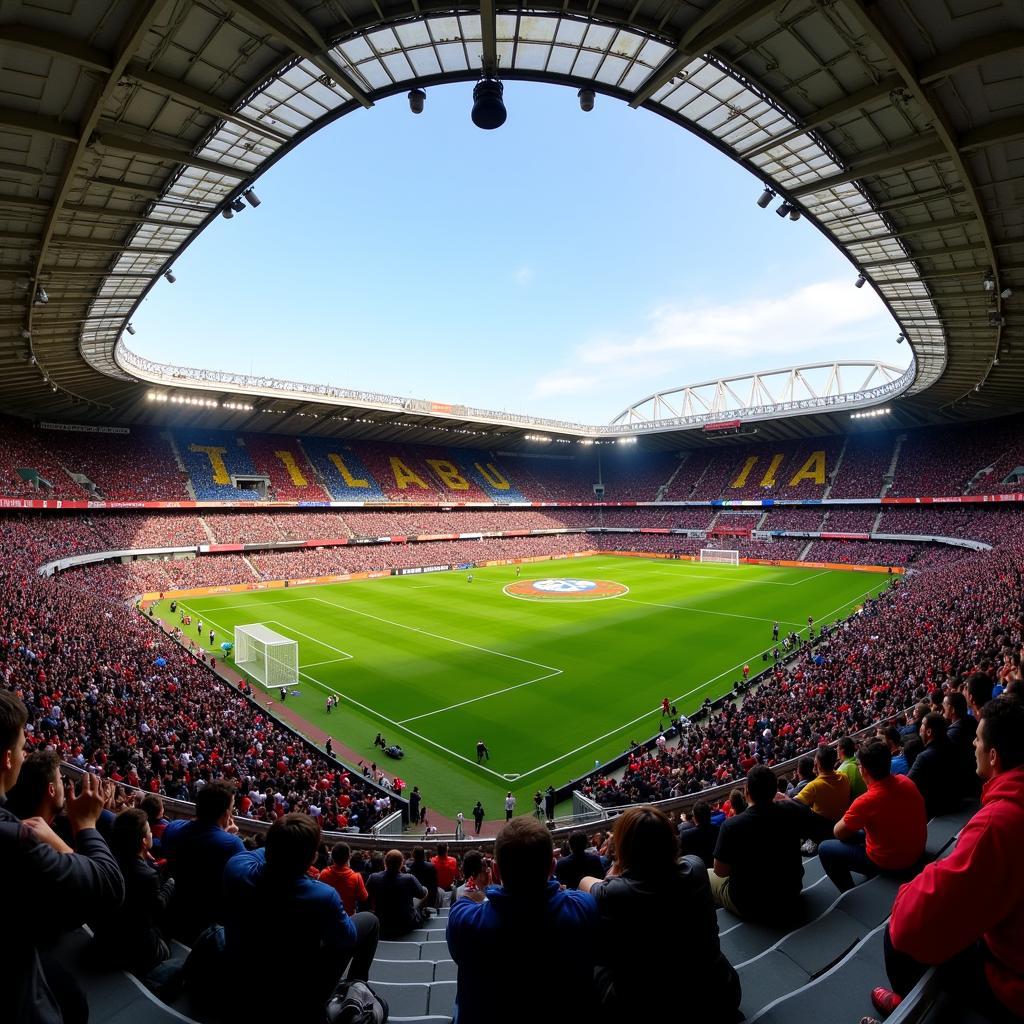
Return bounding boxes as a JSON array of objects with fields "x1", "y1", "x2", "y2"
[
  {"x1": 427, "y1": 980, "x2": 457, "y2": 1017},
  {"x1": 368, "y1": 982, "x2": 430, "y2": 1017},
  {"x1": 377, "y1": 940, "x2": 422, "y2": 960},
  {"x1": 418, "y1": 940, "x2": 451, "y2": 961},
  {"x1": 371, "y1": 959, "x2": 435, "y2": 983}
]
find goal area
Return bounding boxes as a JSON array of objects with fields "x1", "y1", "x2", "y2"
[
  {"x1": 234, "y1": 623, "x2": 299, "y2": 690},
  {"x1": 699, "y1": 548, "x2": 740, "y2": 566}
]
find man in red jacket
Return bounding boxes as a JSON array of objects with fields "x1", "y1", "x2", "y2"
[{"x1": 867, "y1": 697, "x2": 1024, "y2": 1022}]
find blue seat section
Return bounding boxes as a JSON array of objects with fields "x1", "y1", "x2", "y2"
[
  {"x1": 176, "y1": 429, "x2": 263, "y2": 500},
  {"x1": 300, "y1": 437, "x2": 388, "y2": 501},
  {"x1": 446, "y1": 449, "x2": 526, "y2": 503}
]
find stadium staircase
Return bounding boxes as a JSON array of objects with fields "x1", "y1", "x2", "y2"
[
  {"x1": 197, "y1": 517, "x2": 216, "y2": 543},
  {"x1": 48, "y1": 801, "x2": 978, "y2": 1024},
  {"x1": 881, "y1": 435, "x2": 906, "y2": 497},
  {"x1": 823, "y1": 437, "x2": 847, "y2": 499}
]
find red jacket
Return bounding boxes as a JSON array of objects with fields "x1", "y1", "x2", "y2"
[{"x1": 889, "y1": 766, "x2": 1024, "y2": 1016}]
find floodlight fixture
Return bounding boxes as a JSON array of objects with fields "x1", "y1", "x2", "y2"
[
  {"x1": 896, "y1": 333, "x2": 904, "y2": 344},
  {"x1": 230, "y1": 197, "x2": 245, "y2": 213},
  {"x1": 989, "y1": 312, "x2": 1006, "y2": 327},
  {"x1": 578, "y1": 88, "x2": 595, "y2": 112},
  {"x1": 221, "y1": 206, "x2": 234, "y2": 219},
  {"x1": 164, "y1": 269, "x2": 176, "y2": 284},
  {"x1": 855, "y1": 273, "x2": 866, "y2": 288},
  {"x1": 19, "y1": 328, "x2": 30, "y2": 340},
  {"x1": 126, "y1": 323, "x2": 136, "y2": 336},
  {"x1": 471, "y1": 78, "x2": 506, "y2": 130},
  {"x1": 408, "y1": 88, "x2": 425, "y2": 114},
  {"x1": 983, "y1": 271, "x2": 995, "y2": 292},
  {"x1": 1000, "y1": 287, "x2": 1012, "y2": 300},
  {"x1": 243, "y1": 188, "x2": 261, "y2": 208},
  {"x1": 788, "y1": 207, "x2": 801, "y2": 221},
  {"x1": 757, "y1": 187, "x2": 774, "y2": 208},
  {"x1": 776, "y1": 201, "x2": 793, "y2": 218},
  {"x1": 34, "y1": 286, "x2": 48, "y2": 305}
]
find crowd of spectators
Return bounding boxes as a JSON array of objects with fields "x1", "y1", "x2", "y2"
[
  {"x1": 828, "y1": 435, "x2": 895, "y2": 498},
  {"x1": 243, "y1": 434, "x2": 332, "y2": 502},
  {"x1": 822, "y1": 506, "x2": 880, "y2": 533},
  {"x1": 760, "y1": 507, "x2": 825, "y2": 532},
  {"x1": 804, "y1": 540, "x2": 917, "y2": 566}
]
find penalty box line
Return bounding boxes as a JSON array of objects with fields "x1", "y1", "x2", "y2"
[{"x1": 176, "y1": 603, "x2": 516, "y2": 782}]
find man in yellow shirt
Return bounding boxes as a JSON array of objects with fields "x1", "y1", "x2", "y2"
[{"x1": 796, "y1": 745, "x2": 852, "y2": 848}]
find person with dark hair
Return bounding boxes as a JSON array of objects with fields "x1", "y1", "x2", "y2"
[
  {"x1": 447, "y1": 816, "x2": 598, "y2": 1023},
  {"x1": 865, "y1": 699, "x2": 1024, "y2": 1023},
  {"x1": 224, "y1": 813, "x2": 379, "y2": 1023},
  {"x1": 406, "y1": 846, "x2": 441, "y2": 910},
  {"x1": 818, "y1": 742, "x2": 926, "y2": 893},
  {"x1": 709, "y1": 765, "x2": 815, "y2": 922},
  {"x1": 319, "y1": 842, "x2": 368, "y2": 916},
  {"x1": 791, "y1": 755, "x2": 816, "y2": 797},
  {"x1": 966, "y1": 672, "x2": 995, "y2": 717},
  {"x1": 579, "y1": 806, "x2": 740, "y2": 1022},
  {"x1": 555, "y1": 830, "x2": 606, "y2": 889},
  {"x1": 4, "y1": 749, "x2": 66, "y2": 826},
  {"x1": 161, "y1": 780, "x2": 245, "y2": 941},
  {"x1": 795, "y1": 745, "x2": 851, "y2": 846},
  {"x1": 91, "y1": 807, "x2": 175, "y2": 976},
  {"x1": 367, "y1": 849, "x2": 428, "y2": 938},
  {"x1": 908, "y1": 711, "x2": 962, "y2": 816},
  {"x1": 0, "y1": 690, "x2": 125, "y2": 1024},
  {"x1": 453, "y1": 850, "x2": 490, "y2": 905},
  {"x1": 877, "y1": 726, "x2": 909, "y2": 776},
  {"x1": 944, "y1": 691, "x2": 981, "y2": 797},
  {"x1": 432, "y1": 842, "x2": 459, "y2": 892},
  {"x1": 139, "y1": 793, "x2": 169, "y2": 859},
  {"x1": 678, "y1": 800, "x2": 720, "y2": 869},
  {"x1": 837, "y1": 737, "x2": 867, "y2": 799}
]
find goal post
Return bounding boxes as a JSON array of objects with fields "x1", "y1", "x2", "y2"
[
  {"x1": 234, "y1": 623, "x2": 299, "y2": 690},
  {"x1": 699, "y1": 548, "x2": 740, "y2": 566}
]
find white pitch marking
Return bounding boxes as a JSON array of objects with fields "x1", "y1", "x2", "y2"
[
  {"x1": 621, "y1": 597, "x2": 803, "y2": 628},
  {"x1": 398, "y1": 667, "x2": 563, "y2": 724},
  {"x1": 266, "y1": 620, "x2": 352, "y2": 662}
]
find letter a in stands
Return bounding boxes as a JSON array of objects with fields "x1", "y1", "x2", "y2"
[
  {"x1": 189, "y1": 444, "x2": 231, "y2": 484},
  {"x1": 789, "y1": 450, "x2": 826, "y2": 486},
  {"x1": 427, "y1": 459, "x2": 470, "y2": 490},
  {"x1": 390, "y1": 457, "x2": 429, "y2": 490}
]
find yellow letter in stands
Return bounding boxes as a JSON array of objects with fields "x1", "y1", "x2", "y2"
[
  {"x1": 731, "y1": 456, "x2": 758, "y2": 489},
  {"x1": 789, "y1": 450, "x2": 826, "y2": 486},
  {"x1": 427, "y1": 459, "x2": 470, "y2": 490},
  {"x1": 189, "y1": 444, "x2": 230, "y2": 485},
  {"x1": 327, "y1": 453, "x2": 369, "y2": 488},
  {"x1": 390, "y1": 456, "x2": 429, "y2": 490},
  {"x1": 759, "y1": 453, "x2": 786, "y2": 488},
  {"x1": 475, "y1": 462, "x2": 510, "y2": 490},
  {"x1": 274, "y1": 450, "x2": 308, "y2": 487}
]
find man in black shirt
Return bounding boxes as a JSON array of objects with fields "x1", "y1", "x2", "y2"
[
  {"x1": 678, "y1": 801, "x2": 719, "y2": 869},
  {"x1": 710, "y1": 765, "x2": 814, "y2": 922},
  {"x1": 367, "y1": 849, "x2": 428, "y2": 938},
  {"x1": 405, "y1": 846, "x2": 441, "y2": 910},
  {"x1": 908, "y1": 712, "x2": 962, "y2": 817},
  {"x1": 555, "y1": 831, "x2": 606, "y2": 889}
]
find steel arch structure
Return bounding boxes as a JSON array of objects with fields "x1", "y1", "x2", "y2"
[{"x1": 611, "y1": 361, "x2": 911, "y2": 428}]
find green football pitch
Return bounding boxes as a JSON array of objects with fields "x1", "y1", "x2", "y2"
[{"x1": 152, "y1": 555, "x2": 892, "y2": 818}]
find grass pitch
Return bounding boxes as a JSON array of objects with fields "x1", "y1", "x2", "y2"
[{"x1": 153, "y1": 555, "x2": 892, "y2": 818}]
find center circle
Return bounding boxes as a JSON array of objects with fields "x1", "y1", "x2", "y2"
[{"x1": 503, "y1": 578, "x2": 630, "y2": 602}]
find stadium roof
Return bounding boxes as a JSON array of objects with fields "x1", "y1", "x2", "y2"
[{"x1": 0, "y1": 0, "x2": 1021, "y2": 449}]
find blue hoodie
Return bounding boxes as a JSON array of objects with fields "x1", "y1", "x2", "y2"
[{"x1": 446, "y1": 880, "x2": 598, "y2": 1023}]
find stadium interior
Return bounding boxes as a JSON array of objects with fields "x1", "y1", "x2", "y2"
[{"x1": 2, "y1": 2, "x2": 1023, "y2": 1024}]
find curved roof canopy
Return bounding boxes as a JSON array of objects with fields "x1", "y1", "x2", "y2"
[{"x1": 0, "y1": 0, "x2": 1021, "y2": 446}]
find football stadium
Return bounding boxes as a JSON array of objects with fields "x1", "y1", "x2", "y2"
[{"x1": 1, "y1": 3, "x2": 1023, "y2": 1024}]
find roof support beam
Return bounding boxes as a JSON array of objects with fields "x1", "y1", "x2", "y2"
[
  {"x1": 220, "y1": 0, "x2": 373, "y2": 109},
  {"x1": 87, "y1": 176, "x2": 165, "y2": 200},
  {"x1": 479, "y1": 0, "x2": 498, "y2": 78},
  {"x1": 1, "y1": 195, "x2": 198, "y2": 231},
  {"x1": 0, "y1": 107, "x2": 79, "y2": 143},
  {"x1": 847, "y1": 213, "x2": 979, "y2": 244},
  {"x1": 860, "y1": 241, "x2": 989, "y2": 268},
  {"x1": 630, "y1": 0, "x2": 785, "y2": 108},
  {"x1": 789, "y1": 134, "x2": 947, "y2": 199},
  {"x1": 91, "y1": 129, "x2": 249, "y2": 179},
  {"x1": 0, "y1": 24, "x2": 113, "y2": 74},
  {"x1": 125, "y1": 63, "x2": 292, "y2": 146},
  {"x1": 740, "y1": 75, "x2": 903, "y2": 161},
  {"x1": 959, "y1": 116, "x2": 1024, "y2": 153},
  {"x1": 918, "y1": 31, "x2": 1024, "y2": 85},
  {"x1": 821, "y1": 186, "x2": 966, "y2": 224}
]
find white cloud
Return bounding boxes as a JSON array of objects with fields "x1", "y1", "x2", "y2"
[
  {"x1": 531, "y1": 279, "x2": 900, "y2": 401},
  {"x1": 513, "y1": 265, "x2": 534, "y2": 286}
]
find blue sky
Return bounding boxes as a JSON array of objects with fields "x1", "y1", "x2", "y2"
[{"x1": 132, "y1": 81, "x2": 905, "y2": 424}]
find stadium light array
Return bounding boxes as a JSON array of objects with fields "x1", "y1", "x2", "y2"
[
  {"x1": 617, "y1": 436, "x2": 638, "y2": 444},
  {"x1": 983, "y1": 271, "x2": 995, "y2": 292},
  {"x1": 164, "y1": 269, "x2": 176, "y2": 284},
  {"x1": 850, "y1": 408, "x2": 891, "y2": 420},
  {"x1": 855, "y1": 273, "x2": 866, "y2": 288},
  {"x1": 525, "y1": 434, "x2": 551, "y2": 443},
  {"x1": 757, "y1": 186, "x2": 774, "y2": 209}
]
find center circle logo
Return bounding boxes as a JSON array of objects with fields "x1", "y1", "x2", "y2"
[
  {"x1": 533, "y1": 578, "x2": 598, "y2": 593},
  {"x1": 504, "y1": 577, "x2": 629, "y2": 602}
]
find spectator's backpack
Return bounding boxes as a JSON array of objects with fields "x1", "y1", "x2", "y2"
[{"x1": 325, "y1": 980, "x2": 389, "y2": 1024}]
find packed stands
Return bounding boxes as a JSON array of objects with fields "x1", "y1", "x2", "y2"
[
  {"x1": 662, "y1": 450, "x2": 714, "y2": 499},
  {"x1": 298, "y1": 437, "x2": 390, "y2": 501},
  {"x1": 352, "y1": 442, "x2": 493, "y2": 502},
  {"x1": 760, "y1": 507, "x2": 825, "y2": 532},
  {"x1": 0, "y1": 417, "x2": 86, "y2": 498},
  {"x1": 175, "y1": 428, "x2": 263, "y2": 500},
  {"x1": 803, "y1": 539, "x2": 916, "y2": 565},
  {"x1": 828, "y1": 434, "x2": 895, "y2": 497},
  {"x1": 243, "y1": 433, "x2": 332, "y2": 501},
  {"x1": 821, "y1": 506, "x2": 879, "y2": 533}
]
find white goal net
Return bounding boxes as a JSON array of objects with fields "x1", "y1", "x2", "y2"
[
  {"x1": 234, "y1": 623, "x2": 299, "y2": 690},
  {"x1": 699, "y1": 548, "x2": 740, "y2": 566}
]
